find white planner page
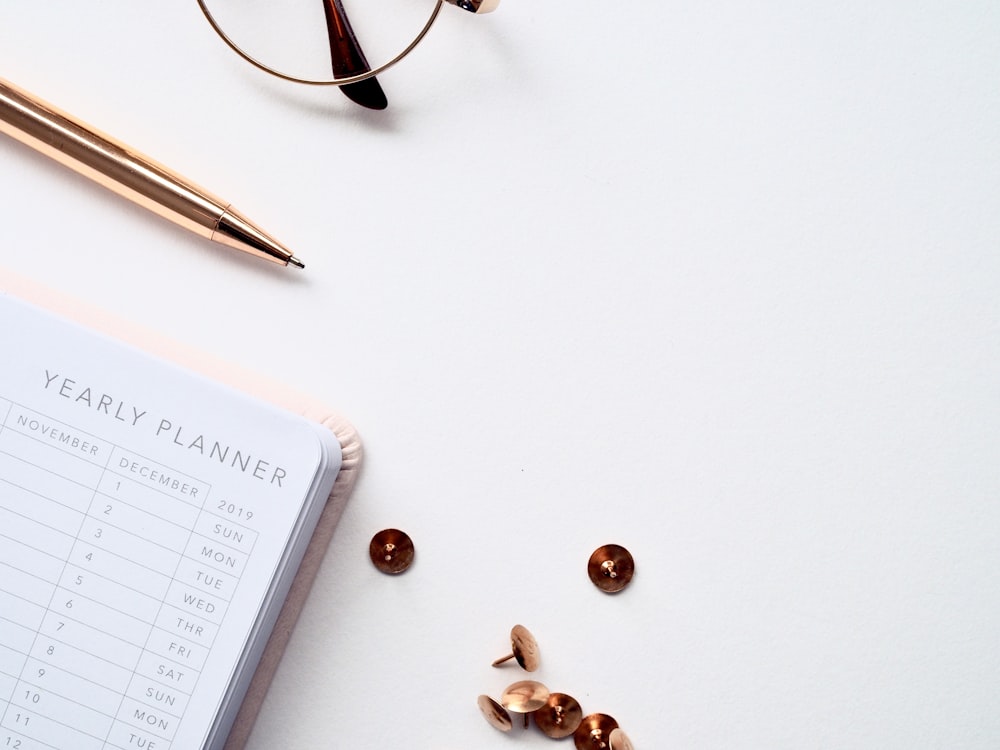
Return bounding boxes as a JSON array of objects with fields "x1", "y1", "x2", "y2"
[{"x1": 0, "y1": 293, "x2": 341, "y2": 750}]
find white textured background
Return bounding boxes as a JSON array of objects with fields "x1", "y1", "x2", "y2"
[{"x1": 3, "y1": 2, "x2": 999, "y2": 747}]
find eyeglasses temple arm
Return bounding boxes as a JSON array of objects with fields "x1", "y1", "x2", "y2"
[{"x1": 321, "y1": 0, "x2": 388, "y2": 109}]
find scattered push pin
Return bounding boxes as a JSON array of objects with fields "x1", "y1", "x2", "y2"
[
  {"x1": 534, "y1": 692, "x2": 584, "y2": 738},
  {"x1": 587, "y1": 544, "x2": 635, "y2": 593},
  {"x1": 609, "y1": 727, "x2": 634, "y2": 750},
  {"x1": 573, "y1": 713, "x2": 620, "y2": 750},
  {"x1": 369, "y1": 528, "x2": 415, "y2": 574},
  {"x1": 492, "y1": 624, "x2": 540, "y2": 672},
  {"x1": 477, "y1": 694, "x2": 513, "y2": 732},
  {"x1": 501, "y1": 680, "x2": 550, "y2": 728}
]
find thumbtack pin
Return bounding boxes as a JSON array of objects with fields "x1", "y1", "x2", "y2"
[
  {"x1": 491, "y1": 624, "x2": 540, "y2": 672},
  {"x1": 534, "y1": 692, "x2": 584, "y2": 738},
  {"x1": 369, "y1": 528, "x2": 414, "y2": 574},
  {"x1": 587, "y1": 544, "x2": 635, "y2": 593},
  {"x1": 573, "y1": 713, "x2": 620, "y2": 750}
]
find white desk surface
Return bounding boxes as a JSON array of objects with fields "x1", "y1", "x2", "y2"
[{"x1": 3, "y1": 3, "x2": 999, "y2": 748}]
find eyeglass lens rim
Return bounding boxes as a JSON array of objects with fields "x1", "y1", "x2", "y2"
[{"x1": 195, "y1": 0, "x2": 445, "y2": 86}]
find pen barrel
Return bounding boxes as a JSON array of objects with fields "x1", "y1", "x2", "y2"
[
  {"x1": 0, "y1": 78, "x2": 225, "y2": 241},
  {"x1": 0, "y1": 78, "x2": 294, "y2": 266}
]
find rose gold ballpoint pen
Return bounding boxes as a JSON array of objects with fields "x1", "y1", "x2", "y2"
[{"x1": 0, "y1": 77, "x2": 303, "y2": 269}]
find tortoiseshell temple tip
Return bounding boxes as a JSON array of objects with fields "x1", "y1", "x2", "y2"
[
  {"x1": 340, "y1": 77, "x2": 388, "y2": 110},
  {"x1": 447, "y1": 0, "x2": 500, "y2": 13}
]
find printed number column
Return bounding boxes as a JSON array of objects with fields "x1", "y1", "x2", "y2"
[
  {"x1": 100, "y1": 448, "x2": 210, "y2": 750},
  {"x1": 0, "y1": 403, "x2": 116, "y2": 750}
]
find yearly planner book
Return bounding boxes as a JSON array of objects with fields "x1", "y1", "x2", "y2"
[{"x1": 0, "y1": 280, "x2": 353, "y2": 750}]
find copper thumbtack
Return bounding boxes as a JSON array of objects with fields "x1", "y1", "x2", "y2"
[
  {"x1": 477, "y1": 694, "x2": 513, "y2": 732},
  {"x1": 369, "y1": 528, "x2": 414, "y2": 574},
  {"x1": 609, "y1": 727, "x2": 634, "y2": 750},
  {"x1": 501, "y1": 680, "x2": 550, "y2": 728},
  {"x1": 491, "y1": 624, "x2": 540, "y2": 671},
  {"x1": 587, "y1": 544, "x2": 635, "y2": 593},
  {"x1": 573, "y1": 713, "x2": 620, "y2": 750},
  {"x1": 534, "y1": 692, "x2": 584, "y2": 738}
]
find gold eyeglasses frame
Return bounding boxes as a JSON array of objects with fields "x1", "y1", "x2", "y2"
[{"x1": 196, "y1": 0, "x2": 496, "y2": 87}]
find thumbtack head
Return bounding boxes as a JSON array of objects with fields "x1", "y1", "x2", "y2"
[
  {"x1": 587, "y1": 544, "x2": 635, "y2": 593},
  {"x1": 491, "y1": 624, "x2": 540, "y2": 671},
  {"x1": 477, "y1": 694, "x2": 513, "y2": 732},
  {"x1": 501, "y1": 680, "x2": 551, "y2": 715},
  {"x1": 609, "y1": 727, "x2": 635, "y2": 750},
  {"x1": 534, "y1": 692, "x2": 584, "y2": 738},
  {"x1": 369, "y1": 528, "x2": 414, "y2": 574},
  {"x1": 573, "y1": 713, "x2": 620, "y2": 750}
]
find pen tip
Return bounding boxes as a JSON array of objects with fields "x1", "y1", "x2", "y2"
[{"x1": 287, "y1": 256, "x2": 305, "y2": 269}]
